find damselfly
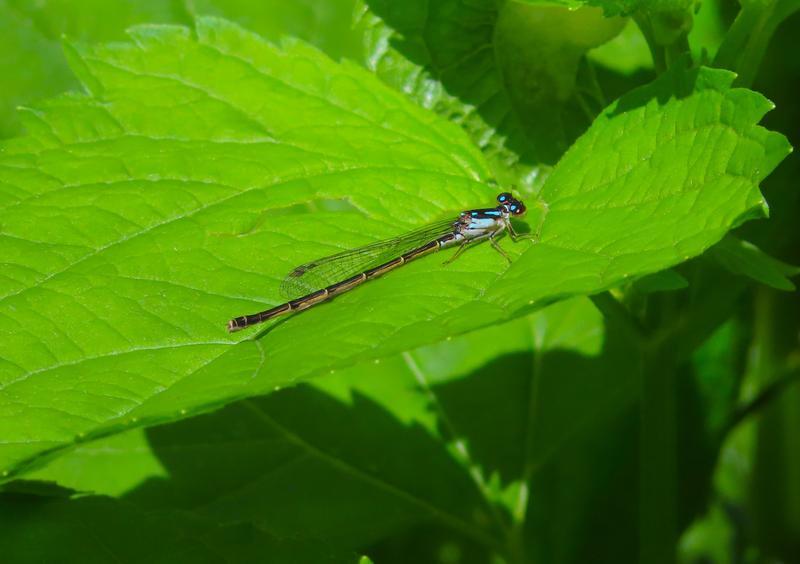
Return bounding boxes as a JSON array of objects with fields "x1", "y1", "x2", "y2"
[{"x1": 227, "y1": 192, "x2": 528, "y2": 332}]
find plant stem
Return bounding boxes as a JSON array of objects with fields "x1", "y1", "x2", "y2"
[
  {"x1": 633, "y1": 13, "x2": 667, "y2": 74},
  {"x1": 590, "y1": 291, "x2": 647, "y2": 343},
  {"x1": 639, "y1": 341, "x2": 678, "y2": 564},
  {"x1": 725, "y1": 367, "x2": 800, "y2": 435},
  {"x1": 633, "y1": 13, "x2": 692, "y2": 75},
  {"x1": 592, "y1": 291, "x2": 677, "y2": 563},
  {"x1": 714, "y1": 1, "x2": 800, "y2": 88}
]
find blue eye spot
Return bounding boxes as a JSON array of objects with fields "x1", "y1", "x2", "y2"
[{"x1": 510, "y1": 205, "x2": 517, "y2": 211}]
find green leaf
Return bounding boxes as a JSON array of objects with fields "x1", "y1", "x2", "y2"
[
  {"x1": 25, "y1": 429, "x2": 168, "y2": 497},
  {"x1": 0, "y1": 0, "x2": 193, "y2": 138},
  {"x1": 709, "y1": 235, "x2": 799, "y2": 291},
  {"x1": 0, "y1": 19, "x2": 788, "y2": 481},
  {"x1": 189, "y1": 0, "x2": 362, "y2": 61},
  {"x1": 714, "y1": 0, "x2": 800, "y2": 87},
  {"x1": 687, "y1": 0, "x2": 727, "y2": 62},
  {"x1": 356, "y1": 0, "x2": 626, "y2": 185},
  {"x1": 0, "y1": 478, "x2": 76, "y2": 497},
  {"x1": 0, "y1": 489, "x2": 361, "y2": 563},
  {"x1": 627, "y1": 268, "x2": 689, "y2": 294},
  {"x1": 29, "y1": 298, "x2": 639, "y2": 559},
  {"x1": 484, "y1": 64, "x2": 789, "y2": 308},
  {"x1": 0, "y1": 0, "x2": 361, "y2": 137}
]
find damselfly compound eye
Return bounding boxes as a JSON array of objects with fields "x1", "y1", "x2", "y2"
[{"x1": 497, "y1": 192, "x2": 512, "y2": 203}]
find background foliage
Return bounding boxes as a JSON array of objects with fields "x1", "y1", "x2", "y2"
[{"x1": 1, "y1": 1, "x2": 798, "y2": 563}]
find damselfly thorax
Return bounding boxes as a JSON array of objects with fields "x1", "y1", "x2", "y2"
[{"x1": 227, "y1": 192, "x2": 528, "y2": 332}]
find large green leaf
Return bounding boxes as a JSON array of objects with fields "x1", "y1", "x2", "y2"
[
  {"x1": 0, "y1": 0, "x2": 191, "y2": 138},
  {"x1": 27, "y1": 297, "x2": 640, "y2": 560},
  {"x1": 356, "y1": 0, "x2": 626, "y2": 186},
  {"x1": 714, "y1": 0, "x2": 800, "y2": 87},
  {"x1": 709, "y1": 235, "x2": 799, "y2": 291},
  {"x1": 0, "y1": 487, "x2": 361, "y2": 563},
  {"x1": 0, "y1": 0, "x2": 360, "y2": 137},
  {"x1": 0, "y1": 18, "x2": 789, "y2": 480}
]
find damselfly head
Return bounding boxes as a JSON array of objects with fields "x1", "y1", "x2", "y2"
[{"x1": 497, "y1": 192, "x2": 526, "y2": 216}]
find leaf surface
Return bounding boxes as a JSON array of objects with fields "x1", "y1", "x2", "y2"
[
  {"x1": 0, "y1": 0, "x2": 360, "y2": 137},
  {"x1": 30, "y1": 298, "x2": 639, "y2": 557},
  {"x1": 356, "y1": 0, "x2": 625, "y2": 185},
  {"x1": 0, "y1": 19, "x2": 789, "y2": 479},
  {"x1": 709, "y1": 235, "x2": 798, "y2": 291},
  {"x1": 0, "y1": 488, "x2": 361, "y2": 563}
]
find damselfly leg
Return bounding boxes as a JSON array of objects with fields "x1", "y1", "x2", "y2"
[{"x1": 490, "y1": 236, "x2": 512, "y2": 263}]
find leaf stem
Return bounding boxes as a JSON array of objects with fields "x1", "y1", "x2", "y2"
[
  {"x1": 592, "y1": 291, "x2": 677, "y2": 562},
  {"x1": 633, "y1": 13, "x2": 692, "y2": 74},
  {"x1": 714, "y1": 2, "x2": 800, "y2": 87},
  {"x1": 724, "y1": 367, "x2": 800, "y2": 436},
  {"x1": 590, "y1": 292, "x2": 647, "y2": 343},
  {"x1": 506, "y1": 317, "x2": 546, "y2": 564},
  {"x1": 638, "y1": 340, "x2": 678, "y2": 564},
  {"x1": 633, "y1": 13, "x2": 667, "y2": 74}
]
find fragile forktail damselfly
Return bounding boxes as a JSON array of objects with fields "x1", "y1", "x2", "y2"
[{"x1": 227, "y1": 192, "x2": 528, "y2": 332}]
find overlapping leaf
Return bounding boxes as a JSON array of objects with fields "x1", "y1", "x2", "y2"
[
  {"x1": 25, "y1": 297, "x2": 637, "y2": 558},
  {"x1": 0, "y1": 0, "x2": 360, "y2": 137},
  {"x1": 0, "y1": 488, "x2": 362, "y2": 563},
  {"x1": 0, "y1": 18, "x2": 789, "y2": 480},
  {"x1": 356, "y1": 0, "x2": 626, "y2": 185}
]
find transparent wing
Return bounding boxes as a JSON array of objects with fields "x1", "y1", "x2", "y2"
[{"x1": 281, "y1": 218, "x2": 457, "y2": 299}]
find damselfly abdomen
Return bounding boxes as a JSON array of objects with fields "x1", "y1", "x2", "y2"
[{"x1": 227, "y1": 192, "x2": 527, "y2": 332}]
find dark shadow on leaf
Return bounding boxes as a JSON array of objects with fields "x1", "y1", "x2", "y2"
[
  {"x1": 367, "y1": 521, "x2": 493, "y2": 564},
  {"x1": 116, "y1": 302, "x2": 727, "y2": 563},
  {"x1": 429, "y1": 312, "x2": 638, "y2": 487},
  {"x1": 608, "y1": 59, "x2": 699, "y2": 117},
  {"x1": 522, "y1": 406, "x2": 639, "y2": 564},
  {"x1": 125, "y1": 386, "x2": 507, "y2": 550},
  {"x1": 362, "y1": 0, "x2": 595, "y2": 165},
  {"x1": 253, "y1": 313, "x2": 292, "y2": 340},
  {"x1": 119, "y1": 308, "x2": 643, "y2": 563}
]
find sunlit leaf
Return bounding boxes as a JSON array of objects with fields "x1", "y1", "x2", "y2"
[
  {"x1": 0, "y1": 19, "x2": 788, "y2": 480},
  {"x1": 30, "y1": 298, "x2": 637, "y2": 558},
  {"x1": 356, "y1": 0, "x2": 626, "y2": 186}
]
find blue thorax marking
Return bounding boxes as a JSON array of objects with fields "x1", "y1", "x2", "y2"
[{"x1": 467, "y1": 208, "x2": 504, "y2": 219}]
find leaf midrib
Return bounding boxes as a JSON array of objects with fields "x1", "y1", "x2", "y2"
[{"x1": 241, "y1": 399, "x2": 504, "y2": 551}]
